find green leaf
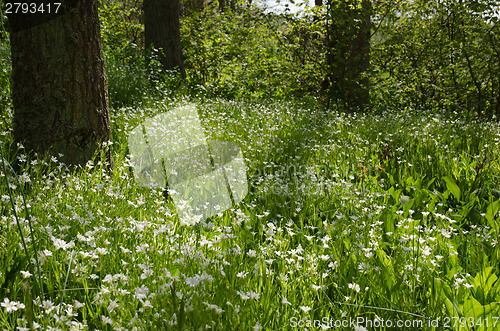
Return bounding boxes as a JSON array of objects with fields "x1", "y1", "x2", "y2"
[
  {"x1": 461, "y1": 297, "x2": 499, "y2": 331},
  {"x1": 382, "y1": 209, "x2": 395, "y2": 234},
  {"x1": 443, "y1": 176, "x2": 461, "y2": 201},
  {"x1": 492, "y1": 189, "x2": 500, "y2": 199},
  {"x1": 485, "y1": 200, "x2": 500, "y2": 228},
  {"x1": 169, "y1": 266, "x2": 179, "y2": 277},
  {"x1": 388, "y1": 173, "x2": 395, "y2": 186},
  {"x1": 434, "y1": 277, "x2": 463, "y2": 318},
  {"x1": 470, "y1": 266, "x2": 499, "y2": 305}
]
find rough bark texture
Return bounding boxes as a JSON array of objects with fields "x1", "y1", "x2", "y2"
[
  {"x1": 325, "y1": 0, "x2": 371, "y2": 111},
  {"x1": 7, "y1": 0, "x2": 111, "y2": 167},
  {"x1": 144, "y1": 0, "x2": 185, "y2": 77}
]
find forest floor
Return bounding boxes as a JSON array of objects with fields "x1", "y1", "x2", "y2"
[{"x1": 1, "y1": 96, "x2": 500, "y2": 330}]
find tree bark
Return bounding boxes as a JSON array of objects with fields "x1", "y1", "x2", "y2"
[
  {"x1": 7, "y1": 0, "x2": 111, "y2": 167},
  {"x1": 144, "y1": 0, "x2": 185, "y2": 77}
]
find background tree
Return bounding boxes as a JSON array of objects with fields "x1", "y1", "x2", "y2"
[
  {"x1": 324, "y1": 0, "x2": 371, "y2": 111},
  {"x1": 371, "y1": 0, "x2": 500, "y2": 117},
  {"x1": 144, "y1": 0, "x2": 185, "y2": 77},
  {"x1": 7, "y1": 0, "x2": 112, "y2": 167}
]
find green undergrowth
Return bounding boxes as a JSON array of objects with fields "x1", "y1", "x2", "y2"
[{"x1": 1, "y1": 96, "x2": 500, "y2": 330}]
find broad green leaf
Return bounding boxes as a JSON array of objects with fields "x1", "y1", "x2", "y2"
[
  {"x1": 388, "y1": 173, "x2": 395, "y2": 186},
  {"x1": 461, "y1": 297, "x2": 500, "y2": 331},
  {"x1": 471, "y1": 267, "x2": 499, "y2": 305},
  {"x1": 381, "y1": 209, "x2": 395, "y2": 234},
  {"x1": 485, "y1": 200, "x2": 500, "y2": 228},
  {"x1": 443, "y1": 176, "x2": 461, "y2": 201}
]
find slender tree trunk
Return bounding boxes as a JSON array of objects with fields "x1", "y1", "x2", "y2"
[
  {"x1": 7, "y1": 0, "x2": 111, "y2": 167},
  {"x1": 144, "y1": 0, "x2": 185, "y2": 77}
]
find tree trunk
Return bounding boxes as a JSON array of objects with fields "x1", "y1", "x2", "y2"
[
  {"x1": 325, "y1": 0, "x2": 371, "y2": 111},
  {"x1": 144, "y1": 0, "x2": 185, "y2": 77},
  {"x1": 7, "y1": 0, "x2": 112, "y2": 167}
]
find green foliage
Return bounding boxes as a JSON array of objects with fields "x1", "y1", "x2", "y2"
[
  {"x1": 280, "y1": 6, "x2": 327, "y2": 97},
  {"x1": 99, "y1": 0, "x2": 144, "y2": 50},
  {"x1": 96, "y1": 0, "x2": 500, "y2": 114},
  {"x1": 104, "y1": 43, "x2": 183, "y2": 108},
  {"x1": 0, "y1": 38, "x2": 12, "y2": 149},
  {"x1": 324, "y1": 0, "x2": 371, "y2": 110},
  {"x1": 443, "y1": 176, "x2": 461, "y2": 201},
  {"x1": 0, "y1": 2, "x2": 7, "y2": 40},
  {"x1": 371, "y1": 0, "x2": 500, "y2": 117},
  {"x1": 99, "y1": 0, "x2": 185, "y2": 108},
  {"x1": 180, "y1": 4, "x2": 325, "y2": 99}
]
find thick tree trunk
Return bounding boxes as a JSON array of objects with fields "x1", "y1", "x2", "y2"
[
  {"x1": 7, "y1": 0, "x2": 111, "y2": 167},
  {"x1": 144, "y1": 0, "x2": 185, "y2": 77}
]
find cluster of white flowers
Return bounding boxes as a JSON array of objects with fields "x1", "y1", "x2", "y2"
[{"x1": 1, "y1": 298, "x2": 25, "y2": 313}]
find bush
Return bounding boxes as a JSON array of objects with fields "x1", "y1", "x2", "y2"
[
  {"x1": 180, "y1": 4, "x2": 325, "y2": 99},
  {"x1": 371, "y1": 0, "x2": 500, "y2": 117}
]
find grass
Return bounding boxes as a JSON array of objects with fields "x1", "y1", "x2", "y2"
[{"x1": 1, "y1": 88, "x2": 500, "y2": 330}]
